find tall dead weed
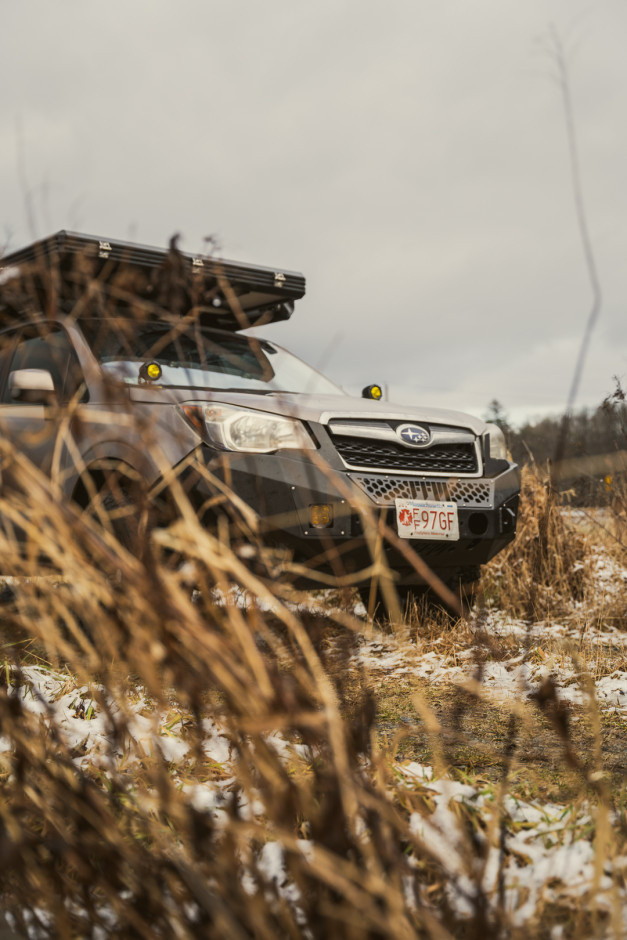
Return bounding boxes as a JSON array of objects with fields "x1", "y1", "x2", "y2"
[{"x1": 480, "y1": 466, "x2": 595, "y2": 620}]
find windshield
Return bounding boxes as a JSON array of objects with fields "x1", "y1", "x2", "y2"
[{"x1": 82, "y1": 321, "x2": 343, "y2": 395}]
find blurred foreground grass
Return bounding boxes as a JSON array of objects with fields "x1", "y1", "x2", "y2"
[{"x1": 0, "y1": 464, "x2": 625, "y2": 939}]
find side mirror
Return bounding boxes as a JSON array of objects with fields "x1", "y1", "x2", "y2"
[
  {"x1": 362, "y1": 384, "x2": 383, "y2": 401},
  {"x1": 9, "y1": 368, "x2": 56, "y2": 404}
]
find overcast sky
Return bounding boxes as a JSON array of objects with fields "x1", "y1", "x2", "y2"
[{"x1": 2, "y1": 1, "x2": 626, "y2": 426}]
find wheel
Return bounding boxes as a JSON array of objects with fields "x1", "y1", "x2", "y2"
[{"x1": 86, "y1": 468, "x2": 149, "y2": 559}]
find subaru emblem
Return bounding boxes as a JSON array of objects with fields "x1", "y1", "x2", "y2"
[{"x1": 397, "y1": 424, "x2": 431, "y2": 446}]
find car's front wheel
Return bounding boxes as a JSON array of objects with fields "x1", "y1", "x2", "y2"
[{"x1": 77, "y1": 465, "x2": 150, "y2": 560}]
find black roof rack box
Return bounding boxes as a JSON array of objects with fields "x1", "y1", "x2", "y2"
[{"x1": 0, "y1": 230, "x2": 306, "y2": 330}]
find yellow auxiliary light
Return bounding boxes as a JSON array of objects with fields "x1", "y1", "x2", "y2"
[
  {"x1": 139, "y1": 361, "x2": 163, "y2": 383},
  {"x1": 362, "y1": 383, "x2": 383, "y2": 400},
  {"x1": 309, "y1": 504, "x2": 333, "y2": 528}
]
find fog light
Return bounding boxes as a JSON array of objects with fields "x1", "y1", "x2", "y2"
[{"x1": 310, "y1": 504, "x2": 333, "y2": 528}]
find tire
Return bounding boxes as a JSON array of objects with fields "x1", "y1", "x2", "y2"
[{"x1": 87, "y1": 469, "x2": 148, "y2": 559}]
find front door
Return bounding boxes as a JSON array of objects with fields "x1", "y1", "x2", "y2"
[{"x1": 0, "y1": 322, "x2": 86, "y2": 514}]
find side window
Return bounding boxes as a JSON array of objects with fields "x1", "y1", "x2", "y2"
[
  {"x1": 1, "y1": 325, "x2": 86, "y2": 404},
  {"x1": 0, "y1": 328, "x2": 21, "y2": 400}
]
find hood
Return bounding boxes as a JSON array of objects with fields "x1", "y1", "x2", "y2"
[{"x1": 150, "y1": 387, "x2": 489, "y2": 434}]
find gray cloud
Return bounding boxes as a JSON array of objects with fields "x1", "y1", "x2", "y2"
[{"x1": 2, "y1": 0, "x2": 626, "y2": 424}]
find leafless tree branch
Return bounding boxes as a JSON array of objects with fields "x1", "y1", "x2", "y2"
[{"x1": 548, "y1": 25, "x2": 602, "y2": 478}]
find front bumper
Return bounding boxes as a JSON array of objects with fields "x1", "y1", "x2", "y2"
[{"x1": 183, "y1": 445, "x2": 520, "y2": 588}]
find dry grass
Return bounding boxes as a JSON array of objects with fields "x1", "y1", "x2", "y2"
[
  {"x1": 0, "y1": 446, "x2": 623, "y2": 939},
  {"x1": 0, "y1": 263, "x2": 624, "y2": 938},
  {"x1": 479, "y1": 466, "x2": 595, "y2": 620}
]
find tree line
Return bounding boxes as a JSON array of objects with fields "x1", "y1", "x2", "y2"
[{"x1": 484, "y1": 381, "x2": 627, "y2": 505}]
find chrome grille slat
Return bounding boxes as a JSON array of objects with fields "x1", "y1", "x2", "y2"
[{"x1": 327, "y1": 419, "x2": 475, "y2": 448}]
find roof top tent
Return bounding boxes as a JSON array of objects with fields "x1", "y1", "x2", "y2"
[{"x1": 0, "y1": 230, "x2": 306, "y2": 331}]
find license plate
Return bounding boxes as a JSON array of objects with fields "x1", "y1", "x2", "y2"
[{"x1": 395, "y1": 499, "x2": 459, "y2": 540}]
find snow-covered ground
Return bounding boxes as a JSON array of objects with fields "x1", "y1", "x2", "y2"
[
  {"x1": 5, "y1": 598, "x2": 625, "y2": 938},
  {"x1": 355, "y1": 608, "x2": 627, "y2": 718},
  {"x1": 1, "y1": 542, "x2": 626, "y2": 937},
  {"x1": 402, "y1": 761, "x2": 624, "y2": 929}
]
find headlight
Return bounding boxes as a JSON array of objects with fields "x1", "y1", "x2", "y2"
[
  {"x1": 485, "y1": 423, "x2": 508, "y2": 460},
  {"x1": 179, "y1": 403, "x2": 315, "y2": 454}
]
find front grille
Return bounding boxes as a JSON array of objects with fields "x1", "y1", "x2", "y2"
[
  {"x1": 350, "y1": 474, "x2": 494, "y2": 507},
  {"x1": 332, "y1": 437, "x2": 478, "y2": 474}
]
